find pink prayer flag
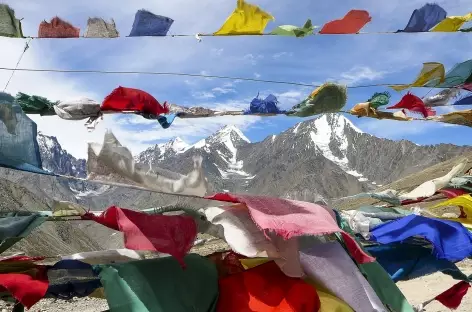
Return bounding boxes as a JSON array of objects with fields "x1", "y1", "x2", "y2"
[{"x1": 206, "y1": 193, "x2": 375, "y2": 264}]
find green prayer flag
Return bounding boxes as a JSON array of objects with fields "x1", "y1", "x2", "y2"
[
  {"x1": 15, "y1": 93, "x2": 57, "y2": 116},
  {"x1": 96, "y1": 254, "x2": 219, "y2": 312},
  {"x1": 367, "y1": 91, "x2": 391, "y2": 109},
  {"x1": 270, "y1": 19, "x2": 316, "y2": 37},
  {"x1": 0, "y1": 212, "x2": 47, "y2": 254},
  {"x1": 289, "y1": 83, "x2": 347, "y2": 117},
  {"x1": 0, "y1": 5, "x2": 23, "y2": 38}
]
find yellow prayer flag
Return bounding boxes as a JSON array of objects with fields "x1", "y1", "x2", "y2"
[
  {"x1": 431, "y1": 13, "x2": 472, "y2": 32},
  {"x1": 390, "y1": 62, "x2": 445, "y2": 91},
  {"x1": 436, "y1": 109, "x2": 472, "y2": 128},
  {"x1": 433, "y1": 195, "x2": 472, "y2": 229},
  {"x1": 214, "y1": 0, "x2": 274, "y2": 35}
]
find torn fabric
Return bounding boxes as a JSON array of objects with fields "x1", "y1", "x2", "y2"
[
  {"x1": 38, "y1": 17, "x2": 80, "y2": 38},
  {"x1": 87, "y1": 130, "x2": 207, "y2": 196},
  {"x1": 387, "y1": 92, "x2": 435, "y2": 118},
  {"x1": 96, "y1": 254, "x2": 218, "y2": 312},
  {"x1": 367, "y1": 91, "x2": 391, "y2": 108},
  {"x1": 214, "y1": 0, "x2": 274, "y2": 35},
  {"x1": 320, "y1": 10, "x2": 371, "y2": 34},
  {"x1": 423, "y1": 88, "x2": 460, "y2": 107},
  {"x1": 101, "y1": 86, "x2": 169, "y2": 116},
  {"x1": 206, "y1": 193, "x2": 375, "y2": 264},
  {"x1": 390, "y1": 62, "x2": 445, "y2": 91},
  {"x1": 84, "y1": 17, "x2": 119, "y2": 38},
  {"x1": 398, "y1": 3, "x2": 447, "y2": 32},
  {"x1": 289, "y1": 83, "x2": 347, "y2": 117},
  {"x1": 82, "y1": 206, "x2": 197, "y2": 266},
  {"x1": 0, "y1": 4, "x2": 23, "y2": 38},
  {"x1": 129, "y1": 10, "x2": 173, "y2": 36},
  {"x1": 431, "y1": 13, "x2": 472, "y2": 32},
  {"x1": 270, "y1": 19, "x2": 316, "y2": 37}
]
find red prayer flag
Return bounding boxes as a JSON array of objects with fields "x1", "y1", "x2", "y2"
[
  {"x1": 101, "y1": 86, "x2": 170, "y2": 116},
  {"x1": 439, "y1": 188, "x2": 468, "y2": 199},
  {"x1": 0, "y1": 271, "x2": 48, "y2": 309},
  {"x1": 38, "y1": 17, "x2": 80, "y2": 38},
  {"x1": 82, "y1": 206, "x2": 197, "y2": 266},
  {"x1": 320, "y1": 10, "x2": 371, "y2": 34},
  {"x1": 387, "y1": 92, "x2": 436, "y2": 118},
  {"x1": 206, "y1": 193, "x2": 375, "y2": 264},
  {"x1": 435, "y1": 281, "x2": 470, "y2": 310},
  {"x1": 217, "y1": 261, "x2": 321, "y2": 312}
]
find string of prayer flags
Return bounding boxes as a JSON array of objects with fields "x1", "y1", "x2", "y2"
[
  {"x1": 129, "y1": 10, "x2": 174, "y2": 37},
  {"x1": 390, "y1": 62, "x2": 445, "y2": 91},
  {"x1": 84, "y1": 17, "x2": 119, "y2": 38},
  {"x1": 214, "y1": 0, "x2": 274, "y2": 35},
  {"x1": 38, "y1": 17, "x2": 80, "y2": 38},
  {"x1": 430, "y1": 12, "x2": 472, "y2": 32},
  {"x1": 270, "y1": 19, "x2": 316, "y2": 37},
  {"x1": 454, "y1": 95, "x2": 472, "y2": 105},
  {"x1": 288, "y1": 83, "x2": 347, "y2": 117},
  {"x1": 398, "y1": 3, "x2": 447, "y2": 32},
  {"x1": 319, "y1": 10, "x2": 371, "y2": 34},
  {"x1": 387, "y1": 92, "x2": 436, "y2": 118},
  {"x1": 0, "y1": 4, "x2": 23, "y2": 38},
  {"x1": 82, "y1": 206, "x2": 197, "y2": 266}
]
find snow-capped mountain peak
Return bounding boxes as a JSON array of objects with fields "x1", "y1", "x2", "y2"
[
  {"x1": 209, "y1": 125, "x2": 251, "y2": 144},
  {"x1": 160, "y1": 137, "x2": 189, "y2": 154}
]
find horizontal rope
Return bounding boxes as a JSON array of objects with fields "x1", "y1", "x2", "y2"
[
  {"x1": 0, "y1": 67, "x2": 454, "y2": 89},
  {"x1": 9, "y1": 30, "x2": 470, "y2": 39}
]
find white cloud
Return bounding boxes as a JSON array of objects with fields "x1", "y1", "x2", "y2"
[
  {"x1": 338, "y1": 66, "x2": 387, "y2": 85},
  {"x1": 211, "y1": 48, "x2": 224, "y2": 56},
  {"x1": 212, "y1": 87, "x2": 236, "y2": 94},
  {"x1": 273, "y1": 52, "x2": 293, "y2": 59},
  {"x1": 243, "y1": 54, "x2": 264, "y2": 65},
  {"x1": 192, "y1": 91, "x2": 215, "y2": 99},
  {"x1": 254, "y1": 72, "x2": 261, "y2": 78}
]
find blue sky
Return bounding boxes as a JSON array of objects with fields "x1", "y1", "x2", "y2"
[{"x1": 1, "y1": 0, "x2": 472, "y2": 158}]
